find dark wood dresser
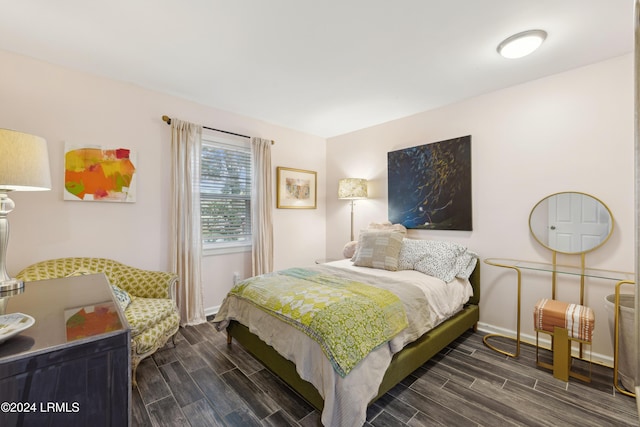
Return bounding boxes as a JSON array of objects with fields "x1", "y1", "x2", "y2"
[{"x1": 0, "y1": 273, "x2": 130, "y2": 427}]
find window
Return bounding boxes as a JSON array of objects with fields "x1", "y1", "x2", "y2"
[{"x1": 200, "y1": 136, "x2": 251, "y2": 253}]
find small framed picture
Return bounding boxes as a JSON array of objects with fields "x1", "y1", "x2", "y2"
[{"x1": 276, "y1": 167, "x2": 317, "y2": 209}]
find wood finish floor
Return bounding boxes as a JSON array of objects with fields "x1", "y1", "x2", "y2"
[{"x1": 132, "y1": 322, "x2": 639, "y2": 426}]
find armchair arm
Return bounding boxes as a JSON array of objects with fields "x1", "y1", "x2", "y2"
[{"x1": 112, "y1": 268, "x2": 178, "y2": 300}]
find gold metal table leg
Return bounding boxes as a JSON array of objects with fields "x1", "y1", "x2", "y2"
[
  {"x1": 613, "y1": 280, "x2": 635, "y2": 397},
  {"x1": 483, "y1": 264, "x2": 521, "y2": 358},
  {"x1": 553, "y1": 326, "x2": 570, "y2": 381}
]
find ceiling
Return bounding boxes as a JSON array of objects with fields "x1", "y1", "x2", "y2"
[{"x1": 0, "y1": 1, "x2": 634, "y2": 138}]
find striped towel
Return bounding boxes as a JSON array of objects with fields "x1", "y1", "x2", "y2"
[{"x1": 533, "y1": 298, "x2": 594, "y2": 342}]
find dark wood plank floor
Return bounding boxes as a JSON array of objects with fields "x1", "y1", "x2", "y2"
[{"x1": 132, "y1": 322, "x2": 639, "y2": 426}]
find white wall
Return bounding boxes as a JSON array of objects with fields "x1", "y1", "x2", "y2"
[
  {"x1": 326, "y1": 54, "x2": 634, "y2": 362},
  {"x1": 0, "y1": 49, "x2": 327, "y2": 313}
]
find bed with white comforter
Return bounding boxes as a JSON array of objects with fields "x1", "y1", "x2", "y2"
[{"x1": 213, "y1": 257, "x2": 475, "y2": 426}]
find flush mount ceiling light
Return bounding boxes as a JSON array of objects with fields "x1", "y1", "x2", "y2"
[{"x1": 497, "y1": 29, "x2": 547, "y2": 59}]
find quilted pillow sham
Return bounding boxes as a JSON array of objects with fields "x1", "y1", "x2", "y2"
[
  {"x1": 350, "y1": 222, "x2": 407, "y2": 261},
  {"x1": 352, "y1": 230, "x2": 404, "y2": 271}
]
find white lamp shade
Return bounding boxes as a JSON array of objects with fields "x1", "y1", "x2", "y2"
[
  {"x1": 497, "y1": 29, "x2": 547, "y2": 59},
  {"x1": 338, "y1": 178, "x2": 368, "y2": 199},
  {"x1": 0, "y1": 129, "x2": 52, "y2": 191}
]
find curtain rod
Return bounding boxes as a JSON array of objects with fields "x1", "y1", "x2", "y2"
[{"x1": 162, "y1": 115, "x2": 274, "y2": 144}]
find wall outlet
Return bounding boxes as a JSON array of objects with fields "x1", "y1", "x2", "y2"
[{"x1": 233, "y1": 272, "x2": 240, "y2": 285}]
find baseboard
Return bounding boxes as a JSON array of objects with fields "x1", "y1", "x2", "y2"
[
  {"x1": 477, "y1": 322, "x2": 613, "y2": 367},
  {"x1": 205, "y1": 305, "x2": 220, "y2": 320}
]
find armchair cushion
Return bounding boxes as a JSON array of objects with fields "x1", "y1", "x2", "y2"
[
  {"x1": 126, "y1": 296, "x2": 178, "y2": 337},
  {"x1": 130, "y1": 302, "x2": 181, "y2": 355}
]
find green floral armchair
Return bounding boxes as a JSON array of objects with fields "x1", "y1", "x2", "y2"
[{"x1": 16, "y1": 257, "x2": 181, "y2": 387}]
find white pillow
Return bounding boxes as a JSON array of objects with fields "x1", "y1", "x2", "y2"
[
  {"x1": 366, "y1": 221, "x2": 407, "y2": 234},
  {"x1": 342, "y1": 241, "x2": 358, "y2": 258}
]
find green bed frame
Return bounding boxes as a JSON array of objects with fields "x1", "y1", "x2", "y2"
[{"x1": 226, "y1": 265, "x2": 480, "y2": 410}]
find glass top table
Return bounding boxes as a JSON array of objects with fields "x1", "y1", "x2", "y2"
[
  {"x1": 0, "y1": 273, "x2": 128, "y2": 363},
  {"x1": 482, "y1": 257, "x2": 635, "y2": 358},
  {"x1": 485, "y1": 258, "x2": 634, "y2": 282}
]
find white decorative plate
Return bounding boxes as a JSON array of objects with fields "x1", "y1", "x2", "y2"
[{"x1": 0, "y1": 313, "x2": 35, "y2": 344}]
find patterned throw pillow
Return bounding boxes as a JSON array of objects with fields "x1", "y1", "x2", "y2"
[
  {"x1": 413, "y1": 252, "x2": 460, "y2": 283},
  {"x1": 111, "y1": 284, "x2": 131, "y2": 311},
  {"x1": 352, "y1": 230, "x2": 404, "y2": 271},
  {"x1": 455, "y1": 251, "x2": 479, "y2": 280},
  {"x1": 398, "y1": 238, "x2": 431, "y2": 270},
  {"x1": 398, "y1": 239, "x2": 478, "y2": 282}
]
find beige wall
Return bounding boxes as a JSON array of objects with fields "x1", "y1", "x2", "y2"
[
  {"x1": 326, "y1": 54, "x2": 634, "y2": 362},
  {"x1": 0, "y1": 49, "x2": 327, "y2": 314}
]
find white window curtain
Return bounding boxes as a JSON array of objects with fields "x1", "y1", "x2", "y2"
[
  {"x1": 251, "y1": 137, "x2": 274, "y2": 276},
  {"x1": 170, "y1": 119, "x2": 206, "y2": 326}
]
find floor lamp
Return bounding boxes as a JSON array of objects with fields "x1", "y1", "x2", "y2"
[
  {"x1": 338, "y1": 178, "x2": 368, "y2": 241},
  {"x1": 0, "y1": 129, "x2": 51, "y2": 305}
]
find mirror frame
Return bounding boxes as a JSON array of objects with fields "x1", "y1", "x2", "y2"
[{"x1": 528, "y1": 191, "x2": 614, "y2": 255}]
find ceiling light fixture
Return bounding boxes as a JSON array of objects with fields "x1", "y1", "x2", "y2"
[{"x1": 497, "y1": 29, "x2": 547, "y2": 59}]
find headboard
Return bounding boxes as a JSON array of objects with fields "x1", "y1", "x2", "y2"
[{"x1": 468, "y1": 262, "x2": 480, "y2": 306}]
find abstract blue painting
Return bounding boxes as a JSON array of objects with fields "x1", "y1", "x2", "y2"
[{"x1": 387, "y1": 135, "x2": 472, "y2": 230}]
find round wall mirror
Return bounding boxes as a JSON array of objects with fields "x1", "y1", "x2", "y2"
[{"x1": 529, "y1": 192, "x2": 614, "y2": 254}]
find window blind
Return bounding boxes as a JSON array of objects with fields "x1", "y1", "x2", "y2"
[{"x1": 201, "y1": 140, "x2": 251, "y2": 246}]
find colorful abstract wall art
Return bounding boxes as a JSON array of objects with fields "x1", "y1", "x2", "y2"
[
  {"x1": 64, "y1": 143, "x2": 137, "y2": 202},
  {"x1": 387, "y1": 135, "x2": 472, "y2": 230}
]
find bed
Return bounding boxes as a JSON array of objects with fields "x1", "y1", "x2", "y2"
[{"x1": 213, "y1": 235, "x2": 480, "y2": 427}]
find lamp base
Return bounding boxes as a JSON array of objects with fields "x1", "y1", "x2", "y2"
[
  {"x1": 0, "y1": 278, "x2": 24, "y2": 294},
  {"x1": 0, "y1": 280, "x2": 24, "y2": 315}
]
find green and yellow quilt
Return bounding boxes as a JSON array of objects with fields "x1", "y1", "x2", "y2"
[{"x1": 229, "y1": 267, "x2": 408, "y2": 377}]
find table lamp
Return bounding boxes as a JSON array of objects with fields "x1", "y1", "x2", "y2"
[
  {"x1": 338, "y1": 178, "x2": 368, "y2": 241},
  {"x1": 0, "y1": 129, "x2": 51, "y2": 295}
]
